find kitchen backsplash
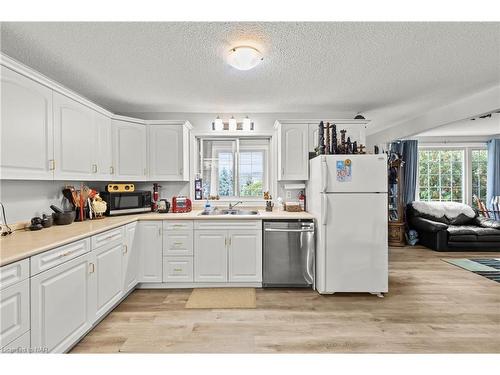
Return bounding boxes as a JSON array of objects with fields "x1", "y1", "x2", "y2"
[{"x1": 0, "y1": 180, "x2": 189, "y2": 224}]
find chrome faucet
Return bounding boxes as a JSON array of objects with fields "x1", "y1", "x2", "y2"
[{"x1": 228, "y1": 201, "x2": 243, "y2": 210}]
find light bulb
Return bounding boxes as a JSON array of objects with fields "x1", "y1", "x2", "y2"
[{"x1": 228, "y1": 117, "x2": 237, "y2": 131}]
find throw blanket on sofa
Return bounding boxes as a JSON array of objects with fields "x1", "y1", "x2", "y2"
[{"x1": 411, "y1": 201, "x2": 476, "y2": 220}]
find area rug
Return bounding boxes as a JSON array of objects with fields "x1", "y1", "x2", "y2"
[
  {"x1": 185, "y1": 288, "x2": 256, "y2": 309},
  {"x1": 443, "y1": 258, "x2": 500, "y2": 283}
]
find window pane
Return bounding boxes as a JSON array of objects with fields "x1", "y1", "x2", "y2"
[
  {"x1": 417, "y1": 149, "x2": 464, "y2": 203},
  {"x1": 200, "y1": 139, "x2": 236, "y2": 198},
  {"x1": 471, "y1": 149, "x2": 488, "y2": 208},
  {"x1": 239, "y1": 150, "x2": 264, "y2": 197}
]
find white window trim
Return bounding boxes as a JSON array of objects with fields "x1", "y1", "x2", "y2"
[
  {"x1": 192, "y1": 135, "x2": 273, "y2": 203},
  {"x1": 417, "y1": 142, "x2": 487, "y2": 206}
]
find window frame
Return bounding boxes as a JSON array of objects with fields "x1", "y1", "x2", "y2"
[
  {"x1": 196, "y1": 136, "x2": 271, "y2": 201},
  {"x1": 417, "y1": 143, "x2": 488, "y2": 206}
]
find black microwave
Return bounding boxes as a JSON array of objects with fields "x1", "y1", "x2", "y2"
[{"x1": 100, "y1": 191, "x2": 152, "y2": 216}]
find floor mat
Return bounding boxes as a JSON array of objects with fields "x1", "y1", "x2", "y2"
[
  {"x1": 185, "y1": 288, "x2": 256, "y2": 309},
  {"x1": 443, "y1": 258, "x2": 500, "y2": 284}
]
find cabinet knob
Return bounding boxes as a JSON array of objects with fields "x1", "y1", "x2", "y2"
[
  {"x1": 123, "y1": 244, "x2": 128, "y2": 254},
  {"x1": 92, "y1": 164, "x2": 98, "y2": 173},
  {"x1": 89, "y1": 263, "x2": 95, "y2": 273},
  {"x1": 49, "y1": 159, "x2": 56, "y2": 171},
  {"x1": 110, "y1": 166, "x2": 114, "y2": 175}
]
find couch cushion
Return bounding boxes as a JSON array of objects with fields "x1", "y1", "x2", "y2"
[
  {"x1": 448, "y1": 234, "x2": 477, "y2": 242},
  {"x1": 447, "y1": 225, "x2": 500, "y2": 236}
]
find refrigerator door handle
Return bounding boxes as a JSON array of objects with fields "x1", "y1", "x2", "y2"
[
  {"x1": 321, "y1": 157, "x2": 328, "y2": 193},
  {"x1": 321, "y1": 194, "x2": 328, "y2": 225}
]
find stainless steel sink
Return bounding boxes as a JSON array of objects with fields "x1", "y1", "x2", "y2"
[{"x1": 198, "y1": 209, "x2": 259, "y2": 216}]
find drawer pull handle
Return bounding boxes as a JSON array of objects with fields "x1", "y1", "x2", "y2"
[
  {"x1": 173, "y1": 268, "x2": 182, "y2": 272},
  {"x1": 60, "y1": 251, "x2": 72, "y2": 257},
  {"x1": 123, "y1": 244, "x2": 128, "y2": 254},
  {"x1": 89, "y1": 263, "x2": 95, "y2": 273}
]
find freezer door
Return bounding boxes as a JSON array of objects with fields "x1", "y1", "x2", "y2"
[
  {"x1": 324, "y1": 193, "x2": 388, "y2": 293},
  {"x1": 323, "y1": 154, "x2": 387, "y2": 193}
]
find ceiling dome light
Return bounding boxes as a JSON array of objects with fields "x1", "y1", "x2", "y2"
[{"x1": 227, "y1": 46, "x2": 263, "y2": 70}]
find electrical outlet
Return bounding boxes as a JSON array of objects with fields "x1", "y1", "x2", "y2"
[{"x1": 286, "y1": 191, "x2": 292, "y2": 199}]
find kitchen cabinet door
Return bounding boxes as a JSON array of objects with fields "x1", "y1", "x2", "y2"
[
  {"x1": 0, "y1": 66, "x2": 54, "y2": 180},
  {"x1": 94, "y1": 111, "x2": 113, "y2": 180},
  {"x1": 139, "y1": 221, "x2": 163, "y2": 283},
  {"x1": 89, "y1": 241, "x2": 123, "y2": 323},
  {"x1": 112, "y1": 119, "x2": 147, "y2": 181},
  {"x1": 278, "y1": 123, "x2": 309, "y2": 181},
  {"x1": 148, "y1": 124, "x2": 189, "y2": 181},
  {"x1": 53, "y1": 92, "x2": 96, "y2": 180},
  {"x1": 194, "y1": 230, "x2": 227, "y2": 282},
  {"x1": 0, "y1": 279, "x2": 30, "y2": 349},
  {"x1": 31, "y1": 253, "x2": 92, "y2": 353},
  {"x1": 228, "y1": 230, "x2": 262, "y2": 283},
  {"x1": 123, "y1": 222, "x2": 140, "y2": 292}
]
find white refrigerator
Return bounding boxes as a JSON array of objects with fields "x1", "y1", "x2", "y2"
[{"x1": 306, "y1": 154, "x2": 388, "y2": 295}]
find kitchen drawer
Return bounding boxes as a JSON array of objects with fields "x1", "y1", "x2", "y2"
[
  {"x1": 91, "y1": 226, "x2": 124, "y2": 249},
  {"x1": 30, "y1": 238, "x2": 90, "y2": 276},
  {"x1": 0, "y1": 259, "x2": 29, "y2": 291},
  {"x1": 163, "y1": 230, "x2": 193, "y2": 256},
  {"x1": 1, "y1": 330, "x2": 30, "y2": 352},
  {"x1": 194, "y1": 220, "x2": 261, "y2": 231},
  {"x1": 163, "y1": 257, "x2": 193, "y2": 283},
  {"x1": 163, "y1": 220, "x2": 193, "y2": 231},
  {"x1": 0, "y1": 279, "x2": 30, "y2": 348}
]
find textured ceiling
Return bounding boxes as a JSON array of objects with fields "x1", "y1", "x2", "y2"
[
  {"x1": 417, "y1": 112, "x2": 500, "y2": 137},
  {"x1": 1, "y1": 22, "x2": 500, "y2": 133}
]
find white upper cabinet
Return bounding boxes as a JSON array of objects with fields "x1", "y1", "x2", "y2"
[
  {"x1": 53, "y1": 92, "x2": 96, "y2": 180},
  {"x1": 148, "y1": 123, "x2": 189, "y2": 181},
  {"x1": 112, "y1": 119, "x2": 147, "y2": 181},
  {"x1": 94, "y1": 111, "x2": 113, "y2": 180},
  {"x1": 0, "y1": 66, "x2": 54, "y2": 180},
  {"x1": 276, "y1": 121, "x2": 309, "y2": 181}
]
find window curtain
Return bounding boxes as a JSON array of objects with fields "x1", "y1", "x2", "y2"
[
  {"x1": 486, "y1": 138, "x2": 500, "y2": 211},
  {"x1": 389, "y1": 139, "x2": 418, "y2": 205}
]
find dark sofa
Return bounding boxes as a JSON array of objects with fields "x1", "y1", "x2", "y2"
[{"x1": 406, "y1": 201, "x2": 500, "y2": 251}]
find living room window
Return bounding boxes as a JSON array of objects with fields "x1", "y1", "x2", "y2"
[
  {"x1": 197, "y1": 137, "x2": 270, "y2": 199},
  {"x1": 417, "y1": 145, "x2": 488, "y2": 207},
  {"x1": 418, "y1": 149, "x2": 464, "y2": 203}
]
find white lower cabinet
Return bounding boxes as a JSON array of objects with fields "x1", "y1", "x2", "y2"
[
  {"x1": 139, "y1": 221, "x2": 163, "y2": 283},
  {"x1": 1, "y1": 330, "x2": 30, "y2": 352},
  {"x1": 89, "y1": 240, "x2": 124, "y2": 322},
  {"x1": 228, "y1": 230, "x2": 262, "y2": 282},
  {"x1": 193, "y1": 223, "x2": 262, "y2": 284},
  {"x1": 194, "y1": 230, "x2": 228, "y2": 282},
  {"x1": 30, "y1": 253, "x2": 92, "y2": 353},
  {"x1": 0, "y1": 279, "x2": 30, "y2": 349},
  {"x1": 163, "y1": 257, "x2": 193, "y2": 282},
  {"x1": 123, "y1": 222, "x2": 140, "y2": 292}
]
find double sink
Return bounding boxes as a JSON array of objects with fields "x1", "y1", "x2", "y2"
[{"x1": 198, "y1": 208, "x2": 259, "y2": 216}]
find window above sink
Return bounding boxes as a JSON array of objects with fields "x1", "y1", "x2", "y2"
[{"x1": 196, "y1": 137, "x2": 271, "y2": 200}]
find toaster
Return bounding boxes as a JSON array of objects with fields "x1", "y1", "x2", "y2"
[{"x1": 172, "y1": 196, "x2": 192, "y2": 213}]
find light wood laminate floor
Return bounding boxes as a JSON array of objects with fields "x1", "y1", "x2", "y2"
[{"x1": 71, "y1": 246, "x2": 500, "y2": 353}]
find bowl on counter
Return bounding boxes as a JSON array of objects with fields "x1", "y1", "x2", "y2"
[{"x1": 52, "y1": 210, "x2": 76, "y2": 225}]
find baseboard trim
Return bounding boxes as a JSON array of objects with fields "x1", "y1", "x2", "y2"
[{"x1": 137, "y1": 282, "x2": 262, "y2": 289}]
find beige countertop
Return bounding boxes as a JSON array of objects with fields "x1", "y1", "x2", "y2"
[{"x1": 0, "y1": 209, "x2": 315, "y2": 267}]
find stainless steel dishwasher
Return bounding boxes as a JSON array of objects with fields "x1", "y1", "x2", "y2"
[{"x1": 263, "y1": 220, "x2": 315, "y2": 288}]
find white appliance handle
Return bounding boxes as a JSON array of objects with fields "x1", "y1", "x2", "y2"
[
  {"x1": 321, "y1": 157, "x2": 328, "y2": 193},
  {"x1": 321, "y1": 193, "x2": 328, "y2": 225}
]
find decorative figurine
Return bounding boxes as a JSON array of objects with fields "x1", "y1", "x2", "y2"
[
  {"x1": 358, "y1": 144, "x2": 366, "y2": 154},
  {"x1": 346, "y1": 137, "x2": 352, "y2": 154},
  {"x1": 331, "y1": 124, "x2": 337, "y2": 154},
  {"x1": 325, "y1": 122, "x2": 331, "y2": 154},
  {"x1": 318, "y1": 121, "x2": 325, "y2": 154},
  {"x1": 339, "y1": 129, "x2": 347, "y2": 154},
  {"x1": 352, "y1": 141, "x2": 358, "y2": 154}
]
